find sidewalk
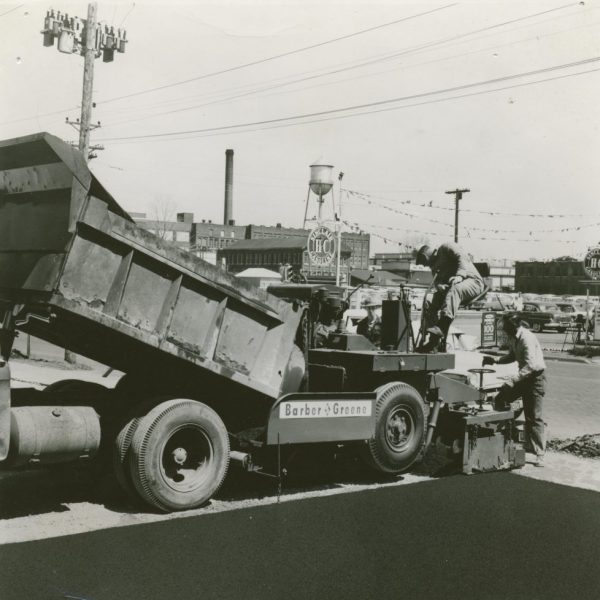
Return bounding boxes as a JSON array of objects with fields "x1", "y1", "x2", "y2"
[{"x1": 483, "y1": 347, "x2": 594, "y2": 364}]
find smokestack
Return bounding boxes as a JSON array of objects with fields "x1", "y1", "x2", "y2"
[{"x1": 224, "y1": 149, "x2": 234, "y2": 226}]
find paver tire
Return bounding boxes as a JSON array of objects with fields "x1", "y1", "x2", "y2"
[
  {"x1": 129, "y1": 399, "x2": 229, "y2": 512},
  {"x1": 362, "y1": 382, "x2": 427, "y2": 475}
]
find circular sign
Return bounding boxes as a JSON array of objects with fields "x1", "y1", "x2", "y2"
[
  {"x1": 583, "y1": 247, "x2": 600, "y2": 281},
  {"x1": 308, "y1": 226, "x2": 336, "y2": 267}
]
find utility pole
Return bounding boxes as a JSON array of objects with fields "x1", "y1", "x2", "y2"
[
  {"x1": 335, "y1": 172, "x2": 344, "y2": 287},
  {"x1": 41, "y1": 3, "x2": 128, "y2": 160},
  {"x1": 79, "y1": 1, "x2": 97, "y2": 160},
  {"x1": 445, "y1": 188, "x2": 470, "y2": 243},
  {"x1": 41, "y1": 4, "x2": 128, "y2": 361}
]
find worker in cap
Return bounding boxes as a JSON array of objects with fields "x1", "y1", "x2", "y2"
[
  {"x1": 482, "y1": 313, "x2": 546, "y2": 466},
  {"x1": 357, "y1": 299, "x2": 382, "y2": 346},
  {"x1": 415, "y1": 242, "x2": 486, "y2": 352}
]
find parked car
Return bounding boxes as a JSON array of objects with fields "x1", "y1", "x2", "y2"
[
  {"x1": 510, "y1": 301, "x2": 573, "y2": 333},
  {"x1": 555, "y1": 302, "x2": 585, "y2": 320},
  {"x1": 471, "y1": 293, "x2": 514, "y2": 311}
]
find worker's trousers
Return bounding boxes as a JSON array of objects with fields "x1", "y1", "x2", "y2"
[
  {"x1": 430, "y1": 277, "x2": 486, "y2": 320},
  {"x1": 496, "y1": 371, "x2": 546, "y2": 457}
]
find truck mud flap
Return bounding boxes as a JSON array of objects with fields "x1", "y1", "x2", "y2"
[{"x1": 266, "y1": 392, "x2": 377, "y2": 445}]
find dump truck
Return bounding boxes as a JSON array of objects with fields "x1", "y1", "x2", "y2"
[{"x1": 0, "y1": 133, "x2": 524, "y2": 512}]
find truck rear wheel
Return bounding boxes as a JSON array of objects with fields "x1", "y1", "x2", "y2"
[
  {"x1": 128, "y1": 399, "x2": 230, "y2": 512},
  {"x1": 362, "y1": 382, "x2": 426, "y2": 475}
]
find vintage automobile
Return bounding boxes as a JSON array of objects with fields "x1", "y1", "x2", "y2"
[
  {"x1": 556, "y1": 301, "x2": 586, "y2": 320},
  {"x1": 512, "y1": 301, "x2": 573, "y2": 333},
  {"x1": 471, "y1": 293, "x2": 514, "y2": 311}
]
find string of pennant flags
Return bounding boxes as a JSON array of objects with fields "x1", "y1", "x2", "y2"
[
  {"x1": 344, "y1": 189, "x2": 600, "y2": 234},
  {"x1": 344, "y1": 188, "x2": 600, "y2": 220},
  {"x1": 341, "y1": 219, "x2": 580, "y2": 245}
]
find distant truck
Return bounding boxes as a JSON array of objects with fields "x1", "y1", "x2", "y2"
[{"x1": 0, "y1": 133, "x2": 524, "y2": 512}]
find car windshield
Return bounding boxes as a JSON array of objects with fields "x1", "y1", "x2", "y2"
[
  {"x1": 558, "y1": 305, "x2": 575, "y2": 312},
  {"x1": 541, "y1": 304, "x2": 559, "y2": 312}
]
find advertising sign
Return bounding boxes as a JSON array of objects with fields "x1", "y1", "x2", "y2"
[
  {"x1": 307, "y1": 226, "x2": 336, "y2": 267},
  {"x1": 279, "y1": 400, "x2": 372, "y2": 419},
  {"x1": 583, "y1": 247, "x2": 600, "y2": 281},
  {"x1": 480, "y1": 312, "x2": 496, "y2": 348}
]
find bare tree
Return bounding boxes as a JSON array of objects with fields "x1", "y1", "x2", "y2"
[{"x1": 149, "y1": 195, "x2": 177, "y2": 241}]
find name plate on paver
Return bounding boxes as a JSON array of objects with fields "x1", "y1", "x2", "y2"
[{"x1": 279, "y1": 400, "x2": 372, "y2": 419}]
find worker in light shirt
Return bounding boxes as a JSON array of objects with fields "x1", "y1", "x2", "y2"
[{"x1": 482, "y1": 313, "x2": 546, "y2": 466}]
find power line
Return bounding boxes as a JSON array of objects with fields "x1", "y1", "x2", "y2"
[
  {"x1": 101, "y1": 65, "x2": 600, "y2": 146},
  {"x1": 98, "y1": 4, "x2": 457, "y2": 106},
  {"x1": 98, "y1": 1, "x2": 590, "y2": 129},
  {"x1": 347, "y1": 189, "x2": 600, "y2": 221},
  {"x1": 0, "y1": 4, "x2": 24, "y2": 18},
  {"x1": 98, "y1": 56, "x2": 600, "y2": 142},
  {"x1": 1, "y1": 2, "x2": 585, "y2": 129}
]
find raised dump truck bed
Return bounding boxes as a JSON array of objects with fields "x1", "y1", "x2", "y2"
[{"x1": 0, "y1": 132, "x2": 302, "y2": 400}]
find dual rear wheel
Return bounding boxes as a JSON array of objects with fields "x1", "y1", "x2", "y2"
[{"x1": 114, "y1": 399, "x2": 229, "y2": 512}]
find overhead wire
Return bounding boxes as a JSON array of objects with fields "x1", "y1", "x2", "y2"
[
  {"x1": 0, "y1": 4, "x2": 24, "y2": 18},
  {"x1": 100, "y1": 15, "x2": 600, "y2": 130},
  {"x1": 94, "y1": 3, "x2": 459, "y2": 106},
  {"x1": 97, "y1": 56, "x2": 600, "y2": 142},
  {"x1": 1, "y1": 1, "x2": 585, "y2": 128},
  {"x1": 346, "y1": 189, "x2": 600, "y2": 219}
]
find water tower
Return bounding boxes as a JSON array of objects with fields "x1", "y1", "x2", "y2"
[{"x1": 303, "y1": 163, "x2": 334, "y2": 227}]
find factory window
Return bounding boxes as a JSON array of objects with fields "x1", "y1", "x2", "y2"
[
  {"x1": 230, "y1": 231, "x2": 235, "y2": 238},
  {"x1": 220, "y1": 230, "x2": 225, "y2": 237}
]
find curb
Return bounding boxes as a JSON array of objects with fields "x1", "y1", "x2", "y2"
[
  {"x1": 542, "y1": 354, "x2": 592, "y2": 364},
  {"x1": 481, "y1": 348, "x2": 593, "y2": 364}
]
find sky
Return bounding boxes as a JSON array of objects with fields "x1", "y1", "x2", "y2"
[{"x1": 1, "y1": 0, "x2": 599, "y2": 261}]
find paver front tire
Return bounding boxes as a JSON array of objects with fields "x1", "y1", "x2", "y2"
[
  {"x1": 129, "y1": 399, "x2": 229, "y2": 512},
  {"x1": 362, "y1": 382, "x2": 427, "y2": 475}
]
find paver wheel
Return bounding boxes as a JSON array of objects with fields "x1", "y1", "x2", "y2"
[
  {"x1": 128, "y1": 399, "x2": 229, "y2": 512},
  {"x1": 362, "y1": 382, "x2": 427, "y2": 475}
]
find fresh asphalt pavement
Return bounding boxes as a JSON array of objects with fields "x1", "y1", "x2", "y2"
[{"x1": 1, "y1": 472, "x2": 599, "y2": 600}]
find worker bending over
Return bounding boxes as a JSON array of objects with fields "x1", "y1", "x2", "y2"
[
  {"x1": 416, "y1": 242, "x2": 486, "y2": 352},
  {"x1": 482, "y1": 314, "x2": 546, "y2": 466}
]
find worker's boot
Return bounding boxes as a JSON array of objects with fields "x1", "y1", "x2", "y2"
[
  {"x1": 420, "y1": 326, "x2": 443, "y2": 353},
  {"x1": 437, "y1": 315, "x2": 453, "y2": 352}
]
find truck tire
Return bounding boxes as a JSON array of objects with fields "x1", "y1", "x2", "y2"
[
  {"x1": 128, "y1": 399, "x2": 230, "y2": 512},
  {"x1": 113, "y1": 414, "x2": 144, "y2": 500},
  {"x1": 362, "y1": 382, "x2": 427, "y2": 475}
]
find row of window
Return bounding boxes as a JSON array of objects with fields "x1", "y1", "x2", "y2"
[{"x1": 226, "y1": 252, "x2": 303, "y2": 266}]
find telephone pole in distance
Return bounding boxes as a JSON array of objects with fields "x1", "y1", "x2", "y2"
[{"x1": 445, "y1": 188, "x2": 470, "y2": 244}]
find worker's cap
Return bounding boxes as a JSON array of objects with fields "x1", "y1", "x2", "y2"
[
  {"x1": 415, "y1": 245, "x2": 434, "y2": 266},
  {"x1": 502, "y1": 312, "x2": 525, "y2": 329},
  {"x1": 361, "y1": 299, "x2": 380, "y2": 308}
]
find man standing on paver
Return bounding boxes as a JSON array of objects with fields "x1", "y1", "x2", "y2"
[
  {"x1": 415, "y1": 242, "x2": 486, "y2": 352},
  {"x1": 483, "y1": 313, "x2": 546, "y2": 466}
]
